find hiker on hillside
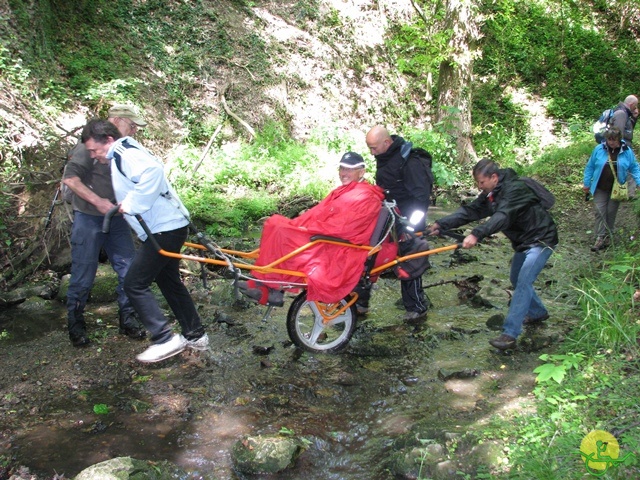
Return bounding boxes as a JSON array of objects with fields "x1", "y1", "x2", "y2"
[
  {"x1": 583, "y1": 127, "x2": 640, "y2": 251},
  {"x1": 611, "y1": 95, "x2": 638, "y2": 146},
  {"x1": 81, "y1": 119, "x2": 209, "y2": 363},
  {"x1": 427, "y1": 158, "x2": 558, "y2": 351},
  {"x1": 63, "y1": 105, "x2": 147, "y2": 348},
  {"x1": 359, "y1": 125, "x2": 433, "y2": 321}
]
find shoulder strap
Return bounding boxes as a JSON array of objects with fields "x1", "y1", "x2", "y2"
[
  {"x1": 607, "y1": 152, "x2": 617, "y2": 174},
  {"x1": 112, "y1": 139, "x2": 174, "y2": 198},
  {"x1": 112, "y1": 139, "x2": 139, "y2": 181}
]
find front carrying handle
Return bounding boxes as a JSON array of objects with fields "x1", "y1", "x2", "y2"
[{"x1": 102, "y1": 205, "x2": 121, "y2": 233}]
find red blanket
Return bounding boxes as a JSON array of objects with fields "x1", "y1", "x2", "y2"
[{"x1": 254, "y1": 181, "x2": 385, "y2": 302}]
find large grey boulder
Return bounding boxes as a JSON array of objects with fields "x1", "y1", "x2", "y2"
[
  {"x1": 0, "y1": 281, "x2": 59, "y2": 307},
  {"x1": 74, "y1": 457, "x2": 188, "y2": 480},
  {"x1": 231, "y1": 434, "x2": 306, "y2": 474}
]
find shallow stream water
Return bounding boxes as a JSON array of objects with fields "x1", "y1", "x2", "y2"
[{"x1": 0, "y1": 206, "x2": 579, "y2": 479}]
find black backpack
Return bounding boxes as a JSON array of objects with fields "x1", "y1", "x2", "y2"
[
  {"x1": 401, "y1": 147, "x2": 434, "y2": 187},
  {"x1": 520, "y1": 177, "x2": 555, "y2": 210}
]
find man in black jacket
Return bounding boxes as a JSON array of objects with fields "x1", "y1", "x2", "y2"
[
  {"x1": 428, "y1": 159, "x2": 558, "y2": 350},
  {"x1": 363, "y1": 125, "x2": 432, "y2": 320}
]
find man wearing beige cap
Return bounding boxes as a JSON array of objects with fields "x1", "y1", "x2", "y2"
[{"x1": 62, "y1": 104, "x2": 147, "y2": 347}]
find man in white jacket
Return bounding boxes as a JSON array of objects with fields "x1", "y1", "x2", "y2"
[{"x1": 81, "y1": 119, "x2": 208, "y2": 363}]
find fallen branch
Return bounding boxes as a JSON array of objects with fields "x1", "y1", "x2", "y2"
[
  {"x1": 221, "y1": 94, "x2": 255, "y2": 139},
  {"x1": 193, "y1": 124, "x2": 223, "y2": 174}
]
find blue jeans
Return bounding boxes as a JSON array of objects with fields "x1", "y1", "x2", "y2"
[
  {"x1": 67, "y1": 211, "x2": 136, "y2": 337},
  {"x1": 502, "y1": 245, "x2": 554, "y2": 339},
  {"x1": 124, "y1": 226, "x2": 203, "y2": 344}
]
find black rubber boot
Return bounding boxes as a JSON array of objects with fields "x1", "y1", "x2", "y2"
[{"x1": 68, "y1": 308, "x2": 90, "y2": 348}]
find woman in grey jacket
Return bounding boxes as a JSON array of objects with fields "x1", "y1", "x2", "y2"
[{"x1": 583, "y1": 127, "x2": 640, "y2": 251}]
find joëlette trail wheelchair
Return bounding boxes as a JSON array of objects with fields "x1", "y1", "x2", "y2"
[{"x1": 104, "y1": 201, "x2": 459, "y2": 354}]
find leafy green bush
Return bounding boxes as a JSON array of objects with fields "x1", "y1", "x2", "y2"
[
  {"x1": 479, "y1": 0, "x2": 640, "y2": 122},
  {"x1": 522, "y1": 141, "x2": 595, "y2": 185},
  {"x1": 572, "y1": 257, "x2": 640, "y2": 354},
  {"x1": 404, "y1": 128, "x2": 461, "y2": 187},
  {"x1": 168, "y1": 121, "x2": 351, "y2": 236}
]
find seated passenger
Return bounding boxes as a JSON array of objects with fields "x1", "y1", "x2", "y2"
[{"x1": 238, "y1": 152, "x2": 386, "y2": 305}]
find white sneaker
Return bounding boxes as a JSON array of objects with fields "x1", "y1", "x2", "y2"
[
  {"x1": 135, "y1": 334, "x2": 187, "y2": 363},
  {"x1": 186, "y1": 333, "x2": 209, "y2": 351}
]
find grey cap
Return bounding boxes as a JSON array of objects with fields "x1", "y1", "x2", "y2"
[{"x1": 108, "y1": 104, "x2": 147, "y2": 127}]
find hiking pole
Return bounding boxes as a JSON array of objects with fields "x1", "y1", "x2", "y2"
[{"x1": 44, "y1": 155, "x2": 69, "y2": 232}]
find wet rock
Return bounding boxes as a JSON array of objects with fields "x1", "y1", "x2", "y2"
[
  {"x1": 125, "y1": 398, "x2": 151, "y2": 413},
  {"x1": 75, "y1": 456, "x2": 190, "y2": 480},
  {"x1": 401, "y1": 376, "x2": 419, "y2": 386},
  {"x1": 85, "y1": 264, "x2": 120, "y2": 303},
  {"x1": 253, "y1": 345, "x2": 274, "y2": 355},
  {"x1": 387, "y1": 442, "x2": 446, "y2": 479},
  {"x1": 261, "y1": 394, "x2": 290, "y2": 409},
  {"x1": 0, "y1": 283, "x2": 59, "y2": 307},
  {"x1": 434, "y1": 460, "x2": 459, "y2": 478},
  {"x1": 56, "y1": 273, "x2": 70, "y2": 302},
  {"x1": 90, "y1": 420, "x2": 108, "y2": 434},
  {"x1": 15, "y1": 296, "x2": 55, "y2": 312},
  {"x1": 214, "y1": 310, "x2": 238, "y2": 325},
  {"x1": 394, "y1": 383, "x2": 408, "y2": 394},
  {"x1": 518, "y1": 334, "x2": 557, "y2": 352},
  {"x1": 464, "y1": 439, "x2": 505, "y2": 472},
  {"x1": 437, "y1": 368, "x2": 480, "y2": 381},
  {"x1": 151, "y1": 393, "x2": 190, "y2": 415},
  {"x1": 485, "y1": 313, "x2": 505, "y2": 330},
  {"x1": 231, "y1": 434, "x2": 306, "y2": 474},
  {"x1": 329, "y1": 371, "x2": 357, "y2": 386}
]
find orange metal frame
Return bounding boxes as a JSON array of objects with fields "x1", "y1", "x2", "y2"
[
  {"x1": 159, "y1": 237, "x2": 458, "y2": 325},
  {"x1": 163, "y1": 238, "x2": 459, "y2": 286}
]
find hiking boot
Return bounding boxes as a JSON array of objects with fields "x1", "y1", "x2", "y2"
[
  {"x1": 135, "y1": 334, "x2": 187, "y2": 363},
  {"x1": 489, "y1": 334, "x2": 516, "y2": 350},
  {"x1": 591, "y1": 237, "x2": 607, "y2": 252},
  {"x1": 70, "y1": 334, "x2": 91, "y2": 348},
  {"x1": 119, "y1": 311, "x2": 146, "y2": 340},
  {"x1": 185, "y1": 333, "x2": 209, "y2": 351},
  {"x1": 403, "y1": 310, "x2": 427, "y2": 321},
  {"x1": 68, "y1": 308, "x2": 89, "y2": 347},
  {"x1": 523, "y1": 312, "x2": 550, "y2": 325}
]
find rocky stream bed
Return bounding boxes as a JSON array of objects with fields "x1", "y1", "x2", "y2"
[{"x1": 0, "y1": 200, "x2": 635, "y2": 479}]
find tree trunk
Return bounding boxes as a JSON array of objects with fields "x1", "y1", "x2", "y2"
[{"x1": 435, "y1": 0, "x2": 482, "y2": 165}]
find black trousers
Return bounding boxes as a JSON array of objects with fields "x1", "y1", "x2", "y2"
[{"x1": 124, "y1": 226, "x2": 203, "y2": 344}]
